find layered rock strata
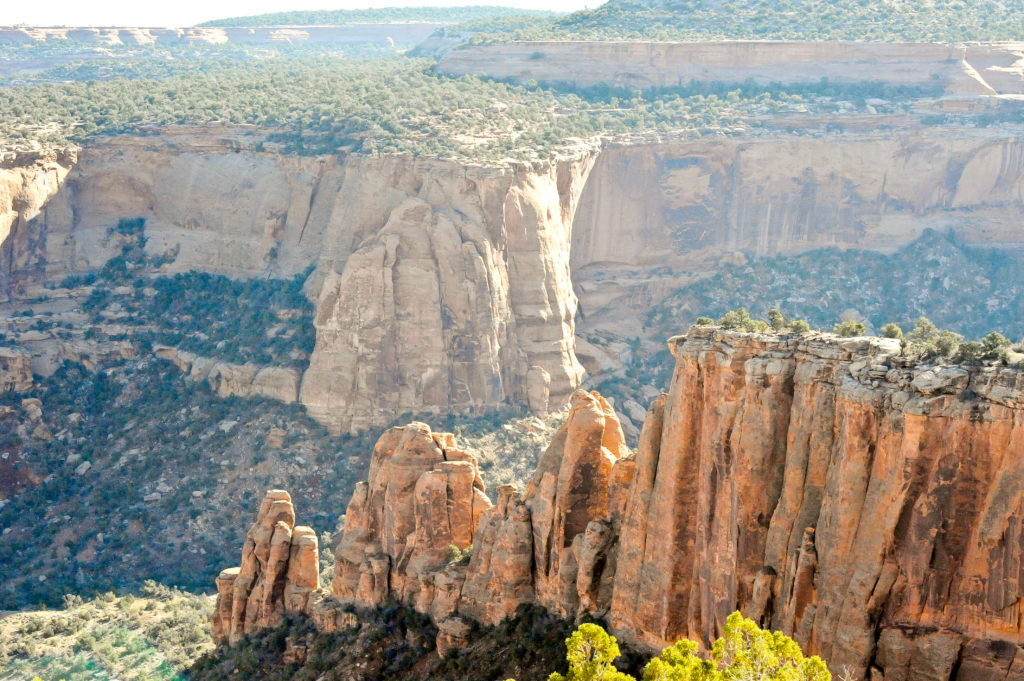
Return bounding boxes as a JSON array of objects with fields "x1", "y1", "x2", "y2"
[
  {"x1": 212, "y1": 490, "x2": 320, "y2": 645},
  {"x1": 153, "y1": 345, "x2": 301, "y2": 404},
  {"x1": 436, "y1": 41, "x2": 1024, "y2": 96},
  {"x1": 8, "y1": 128, "x2": 1024, "y2": 432},
  {"x1": 216, "y1": 330, "x2": 1024, "y2": 680}
]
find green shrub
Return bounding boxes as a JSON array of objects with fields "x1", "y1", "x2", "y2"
[
  {"x1": 833, "y1": 320, "x2": 867, "y2": 337},
  {"x1": 881, "y1": 323, "x2": 904, "y2": 339}
]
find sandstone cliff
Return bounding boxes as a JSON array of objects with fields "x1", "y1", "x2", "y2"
[
  {"x1": 0, "y1": 131, "x2": 594, "y2": 433},
  {"x1": 6, "y1": 125, "x2": 1024, "y2": 433},
  {"x1": 608, "y1": 328, "x2": 1024, "y2": 681},
  {"x1": 570, "y1": 132, "x2": 1024, "y2": 332},
  {"x1": 436, "y1": 41, "x2": 1024, "y2": 96},
  {"x1": 215, "y1": 330, "x2": 1024, "y2": 681},
  {"x1": 0, "y1": 149, "x2": 75, "y2": 252}
]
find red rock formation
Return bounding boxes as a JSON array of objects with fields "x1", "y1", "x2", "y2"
[
  {"x1": 212, "y1": 490, "x2": 319, "y2": 644},
  {"x1": 213, "y1": 330, "x2": 1024, "y2": 681},
  {"x1": 607, "y1": 328, "x2": 1024, "y2": 681},
  {"x1": 332, "y1": 422, "x2": 492, "y2": 611}
]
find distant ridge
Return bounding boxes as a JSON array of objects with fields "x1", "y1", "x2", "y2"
[
  {"x1": 197, "y1": 6, "x2": 559, "y2": 28},
  {"x1": 467, "y1": 0, "x2": 1024, "y2": 42}
]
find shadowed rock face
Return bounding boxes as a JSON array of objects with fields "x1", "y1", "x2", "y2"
[
  {"x1": 0, "y1": 134, "x2": 594, "y2": 434},
  {"x1": 215, "y1": 331, "x2": 1024, "y2": 680}
]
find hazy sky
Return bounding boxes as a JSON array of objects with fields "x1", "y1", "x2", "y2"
[{"x1": 3, "y1": 0, "x2": 598, "y2": 28}]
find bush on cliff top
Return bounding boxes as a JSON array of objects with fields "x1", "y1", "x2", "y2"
[{"x1": 696, "y1": 308, "x2": 1020, "y2": 366}]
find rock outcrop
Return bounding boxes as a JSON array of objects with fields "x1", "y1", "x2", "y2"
[
  {"x1": 437, "y1": 41, "x2": 1024, "y2": 95},
  {"x1": 215, "y1": 329, "x2": 1024, "y2": 681},
  {"x1": 0, "y1": 148, "x2": 74, "y2": 250},
  {"x1": 332, "y1": 422, "x2": 492, "y2": 613},
  {"x1": 298, "y1": 158, "x2": 592, "y2": 434},
  {"x1": 1, "y1": 131, "x2": 594, "y2": 433},
  {"x1": 154, "y1": 345, "x2": 301, "y2": 404},
  {"x1": 212, "y1": 490, "x2": 319, "y2": 645},
  {"x1": 6, "y1": 126, "x2": 1024, "y2": 433},
  {"x1": 605, "y1": 328, "x2": 1024, "y2": 681},
  {"x1": 0, "y1": 346, "x2": 32, "y2": 392}
]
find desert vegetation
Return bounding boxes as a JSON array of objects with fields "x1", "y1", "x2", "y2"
[
  {"x1": 197, "y1": 6, "x2": 556, "y2": 27},
  {"x1": 465, "y1": 0, "x2": 1024, "y2": 42},
  {"x1": 0, "y1": 54, "x2": 805, "y2": 161},
  {"x1": 0, "y1": 583, "x2": 213, "y2": 681},
  {"x1": 652, "y1": 230, "x2": 1024, "y2": 343},
  {"x1": 186, "y1": 604, "x2": 827, "y2": 681},
  {"x1": 694, "y1": 308, "x2": 1021, "y2": 367}
]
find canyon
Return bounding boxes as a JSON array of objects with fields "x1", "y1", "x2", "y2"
[
  {"x1": 213, "y1": 327, "x2": 1024, "y2": 681},
  {"x1": 4, "y1": 121, "x2": 1024, "y2": 434}
]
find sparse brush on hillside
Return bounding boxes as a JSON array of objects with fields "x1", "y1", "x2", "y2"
[
  {"x1": 197, "y1": 6, "x2": 557, "y2": 27},
  {"x1": 0, "y1": 351, "x2": 561, "y2": 610},
  {"x1": 652, "y1": 230, "x2": 1024, "y2": 344},
  {"x1": 186, "y1": 603, "x2": 644, "y2": 681},
  {"x1": 0, "y1": 582, "x2": 213, "y2": 681},
  {"x1": 0, "y1": 49, "x2": 884, "y2": 162},
  {"x1": 692, "y1": 308, "x2": 1021, "y2": 368},
  {"x1": 51, "y1": 218, "x2": 316, "y2": 369},
  {"x1": 186, "y1": 605, "x2": 828, "y2": 681},
  {"x1": 466, "y1": 0, "x2": 1024, "y2": 42}
]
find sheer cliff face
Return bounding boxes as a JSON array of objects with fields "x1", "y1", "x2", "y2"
[
  {"x1": 0, "y1": 132, "x2": 594, "y2": 433},
  {"x1": 0, "y1": 150, "x2": 75, "y2": 263},
  {"x1": 216, "y1": 330, "x2": 1024, "y2": 681},
  {"x1": 571, "y1": 133, "x2": 1024, "y2": 328},
  {"x1": 438, "y1": 41, "x2": 1011, "y2": 95},
  {"x1": 299, "y1": 159, "x2": 592, "y2": 434},
  {"x1": 608, "y1": 329, "x2": 1024, "y2": 680},
  {"x1": 5, "y1": 127, "x2": 1024, "y2": 433}
]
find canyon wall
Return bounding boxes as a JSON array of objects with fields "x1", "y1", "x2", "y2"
[
  {"x1": 215, "y1": 329, "x2": 1024, "y2": 681},
  {"x1": 436, "y1": 41, "x2": 1024, "y2": 96},
  {"x1": 609, "y1": 328, "x2": 1024, "y2": 681},
  {"x1": 0, "y1": 24, "x2": 441, "y2": 46},
  {"x1": 570, "y1": 130, "x2": 1024, "y2": 329},
  {"x1": 5, "y1": 125, "x2": 1024, "y2": 429},
  {"x1": 0, "y1": 130, "x2": 593, "y2": 433},
  {"x1": 0, "y1": 149, "x2": 75, "y2": 258}
]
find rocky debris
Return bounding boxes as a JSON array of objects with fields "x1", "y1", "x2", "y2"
[
  {"x1": 154, "y1": 346, "x2": 301, "y2": 404},
  {"x1": 212, "y1": 330, "x2": 1024, "y2": 681},
  {"x1": 436, "y1": 616, "x2": 473, "y2": 657},
  {"x1": 267, "y1": 427, "x2": 286, "y2": 448},
  {"x1": 211, "y1": 490, "x2": 319, "y2": 645},
  {"x1": 20, "y1": 397, "x2": 42, "y2": 420},
  {"x1": 0, "y1": 347, "x2": 32, "y2": 393}
]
